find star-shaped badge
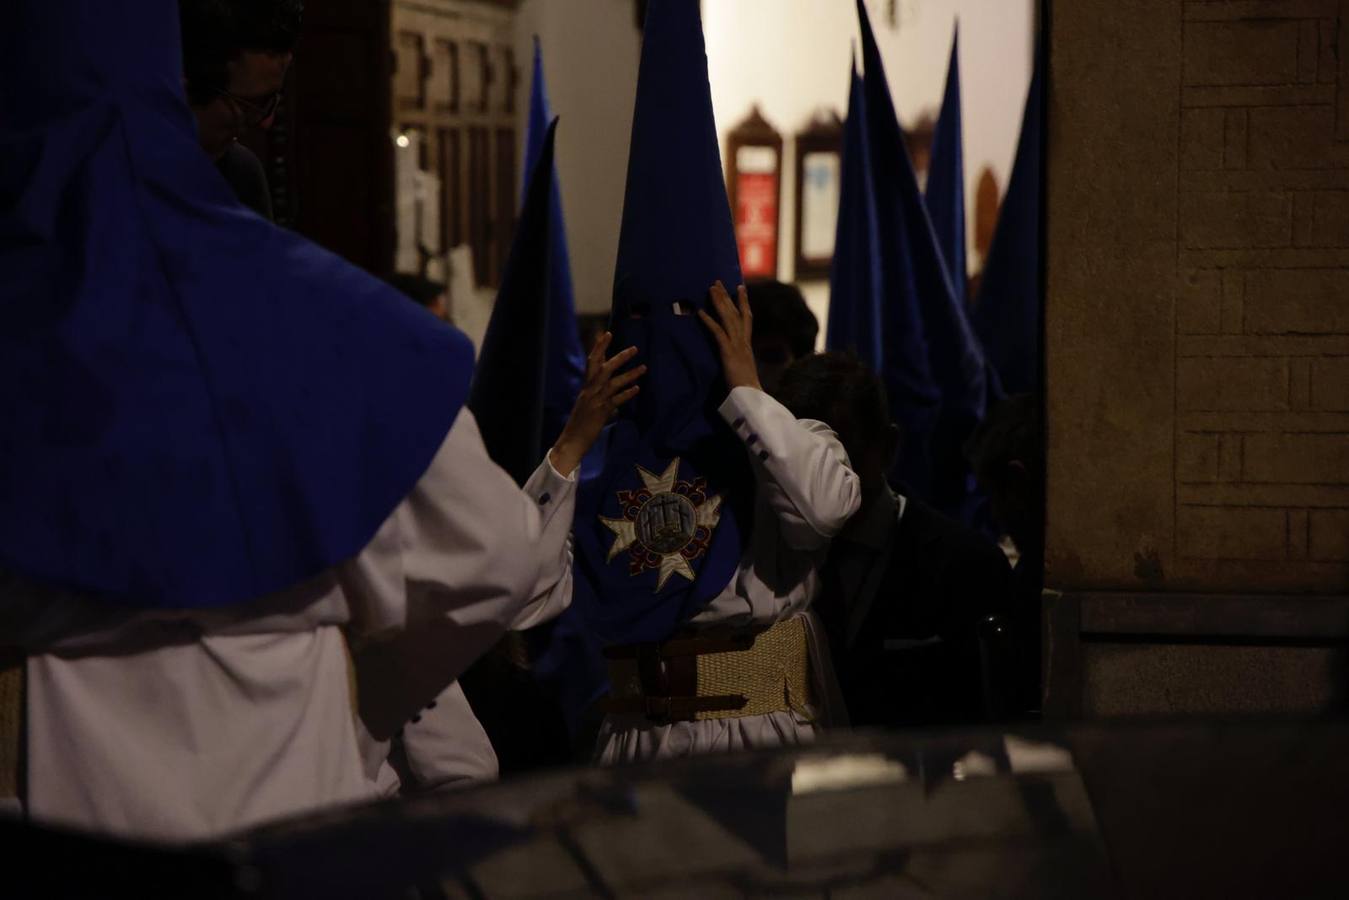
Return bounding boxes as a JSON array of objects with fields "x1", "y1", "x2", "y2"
[{"x1": 599, "y1": 458, "x2": 723, "y2": 590}]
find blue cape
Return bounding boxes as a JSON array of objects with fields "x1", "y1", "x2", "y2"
[{"x1": 0, "y1": 0, "x2": 475, "y2": 608}]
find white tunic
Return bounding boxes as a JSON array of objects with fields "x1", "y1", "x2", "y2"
[
  {"x1": 595, "y1": 387, "x2": 861, "y2": 764},
  {"x1": 3, "y1": 409, "x2": 562, "y2": 841},
  {"x1": 363, "y1": 457, "x2": 579, "y2": 794}
]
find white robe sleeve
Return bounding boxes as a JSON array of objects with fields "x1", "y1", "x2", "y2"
[
  {"x1": 342, "y1": 408, "x2": 551, "y2": 740},
  {"x1": 718, "y1": 386, "x2": 862, "y2": 550},
  {"x1": 508, "y1": 455, "x2": 578, "y2": 631},
  {"x1": 397, "y1": 680, "x2": 499, "y2": 790},
  {"x1": 359, "y1": 455, "x2": 575, "y2": 791}
]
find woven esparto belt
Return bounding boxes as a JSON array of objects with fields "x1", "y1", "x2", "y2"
[{"x1": 603, "y1": 616, "x2": 815, "y2": 724}]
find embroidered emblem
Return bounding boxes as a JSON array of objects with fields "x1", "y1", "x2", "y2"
[{"x1": 599, "y1": 458, "x2": 723, "y2": 590}]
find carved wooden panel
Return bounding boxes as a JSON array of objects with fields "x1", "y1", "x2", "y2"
[
  {"x1": 431, "y1": 39, "x2": 459, "y2": 114},
  {"x1": 393, "y1": 0, "x2": 519, "y2": 288},
  {"x1": 394, "y1": 30, "x2": 427, "y2": 112}
]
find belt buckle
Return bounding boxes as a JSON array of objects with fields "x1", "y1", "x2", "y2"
[{"x1": 637, "y1": 643, "x2": 671, "y2": 694}]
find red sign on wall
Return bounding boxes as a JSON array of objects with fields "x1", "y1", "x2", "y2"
[
  {"x1": 735, "y1": 169, "x2": 779, "y2": 278},
  {"x1": 733, "y1": 143, "x2": 780, "y2": 278},
  {"x1": 727, "y1": 107, "x2": 783, "y2": 280}
]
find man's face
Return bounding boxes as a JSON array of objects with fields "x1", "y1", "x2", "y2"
[{"x1": 194, "y1": 49, "x2": 292, "y2": 159}]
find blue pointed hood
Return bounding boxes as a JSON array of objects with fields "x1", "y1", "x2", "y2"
[
  {"x1": 524, "y1": 39, "x2": 586, "y2": 453},
  {"x1": 826, "y1": 63, "x2": 886, "y2": 370},
  {"x1": 570, "y1": 0, "x2": 750, "y2": 645},
  {"x1": 855, "y1": 0, "x2": 989, "y2": 507},
  {"x1": 925, "y1": 25, "x2": 967, "y2": 310},
  {"x1": 974, "y1": 47, "x2": 1044, "y2": 396},
  {"x1": 0, "y1": 0, "x2": 474, "y2": 608},
  {"x1": 469, "y1": 120, "x2": 560, "y2": 486}
]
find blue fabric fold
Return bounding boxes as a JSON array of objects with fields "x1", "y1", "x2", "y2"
[
  {"x1": 827, "y1": 62, "x2": 887, "y2": 374},
  {"x1": 974, "y1": 46, "x2": 1044, "y2": 396},
  {"x1": 925, "y1": 25, "x2": 967, "y2": 311},
  {"x1": 854, "y1": 0, "x2": 990, "y2": 516},
  {"x1": 523, "y1": 39, "x2": 586, "y2": 455},
  {"x1": 469, "y1": 120, "x2": 561, "y2": 486}
]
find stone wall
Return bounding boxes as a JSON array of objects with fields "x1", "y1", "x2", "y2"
[
  {"x1": 1044, "y1": 0, "x2": 1349, "y2": 715},
  {"x1": 1047, "y1": 0, "x2": 1349, "y2": 595}
]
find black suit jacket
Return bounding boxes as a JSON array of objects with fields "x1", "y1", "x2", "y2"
[{"x1": 823, "y1": 496, "x2": 1014, "y2": 729}]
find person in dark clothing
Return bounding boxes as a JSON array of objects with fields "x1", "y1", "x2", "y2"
[
  {"x1": 744, "y1": 279, "x2": 819, "y2": 397},
  {"x1": 179, "y1": 0, "x2": 303, "y2": 219},
  {"x1": 776, "y1": 352, "x2": 1015, "y2": 728},
  {"x1": 965, "y1": 393, "x2": 1045, "y2": 715}
]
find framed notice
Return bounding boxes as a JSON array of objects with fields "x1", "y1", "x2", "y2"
[
  {"x1": 793, "y1": 110, "x2": 843, "y2": 281},
  {"x1": 726, "y1": 106, "x2": 783, "y2": 280}
]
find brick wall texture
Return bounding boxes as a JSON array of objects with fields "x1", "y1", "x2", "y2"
[{"x1": 1047, "y1": 0, "x2": 1348, "y2": 593}]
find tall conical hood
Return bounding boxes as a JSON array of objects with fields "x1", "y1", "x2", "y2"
[
  {"x1": 855, "y1": 0, "x2": 988, "y2": 510},
  {"x1": 926, "y1": 25, "x2": 967, "y2": 309},
  {"x1": 524, "y1": 39, "x2": 586, "y2": 453},
  {"x1": 974, "y1": 46, "x2": 1044, "y2": 396},
  {"x1": 570, "y1": 0, "x2": 750, "y2": 645},
  {"x1": 610, "y1": 2, "x2": 742, "y2": 334},
  {"x1": 0, "y1": 0, "x2": 474, "y2": 609},
  {"x1": 469, "y1": 120, "x2": 559, "y2": 486},
  {"x1": 826, "y1": 63, "x2": 886, "y2": 370}
]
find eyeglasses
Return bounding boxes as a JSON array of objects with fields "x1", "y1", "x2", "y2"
[{"x1": 215, "y1": 88, "x2": 283, "y2": 126}]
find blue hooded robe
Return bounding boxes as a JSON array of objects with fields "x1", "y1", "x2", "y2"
[{"x1": 0, "y1": 0, "x2": 475, "y2": 609}]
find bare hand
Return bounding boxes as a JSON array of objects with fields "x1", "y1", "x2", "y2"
[
  {"x1": 549, "y1": 332, "x2": 644, "y2": 476},
  {"x1": 697, "y1": 281, "x2": 761, "y2": 393}
]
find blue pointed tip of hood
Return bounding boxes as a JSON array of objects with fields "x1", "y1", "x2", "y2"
[
  {"x1": 470, "y1": 119, "x2": 560, "y2": 485},
  {"x1": 613, "y1": 0, "x2": 740, "y2": 316}
]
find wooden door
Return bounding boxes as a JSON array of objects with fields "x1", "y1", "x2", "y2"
[{"x1": 277, "y1": 0, "x2": 397, "y2": 276}]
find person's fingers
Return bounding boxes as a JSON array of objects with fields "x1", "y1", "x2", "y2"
[
  {"x1": 587, "y1": 332, "x2": 612, "y2": 380},
  {"x1": 591, "y1": 331, "x2": 612, "y2": 359},
  {"x1": 598, "y1": 345, "x2": 639, "y2": 379},
  {"x1": 609, "y1": 385, "x2": 641, "y2": 409},
  {"x1": 604, "y1": 363, "x2": 646, "y2": 394},
  {"x1": 737, "y1": 285, "x2": 752, "y2": 343},
  {"x1": 697, "y1": 308, "x2": 730, "y2": 348},
  {"x1": 709, "y1": 282, "x2": 740, "y2": 339}
]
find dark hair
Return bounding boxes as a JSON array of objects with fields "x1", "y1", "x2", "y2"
[
  {"x1": 179, "y1": 0, "x2": 304, "y2": 105},
  {"x1": 746, "y1": 279, "x2": 819, "y2": 360},
  {"x1": 963, "y1": 393, "x2": 1042, "y2": 488},
  {"x1": 776, "y1": 351, "x2": 891, "y2": 468},
  {"x1": 386, "y1": 273, "x2": 447, "y2": 310}
]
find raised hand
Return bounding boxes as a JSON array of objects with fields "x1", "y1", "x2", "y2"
[
  {"x1": 549, "y1": 332, "x2": 644, "y2": 476},
  {"x1": 697, "y1": 281, "x2": 761, "y2": 393}
]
